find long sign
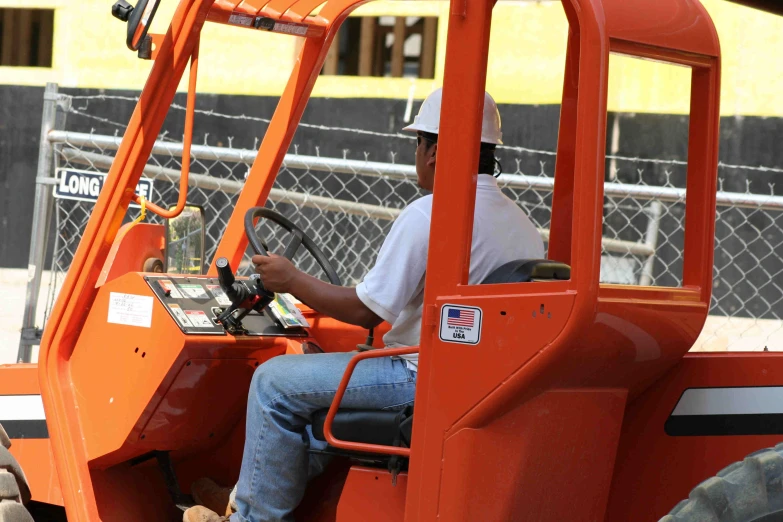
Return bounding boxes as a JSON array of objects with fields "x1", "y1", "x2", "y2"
[{"x1": 54, "y1": 168, "x2": 154, "y2": 208}]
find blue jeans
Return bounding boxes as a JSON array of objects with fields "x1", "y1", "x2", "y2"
[{"x1": 230, "y1": 351, "x2": 417, "y2": 522}]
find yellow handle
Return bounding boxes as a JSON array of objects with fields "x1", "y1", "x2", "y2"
[{"x1": 130, "y1": 195, "x2": 147, "y2": 226}]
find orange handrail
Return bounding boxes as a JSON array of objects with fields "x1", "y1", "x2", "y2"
[
  {"x1": 323, "y1": 346, "x2": 419, "y2": 457},
  {"x1": 131, "y1": 38, "x2": 200, "y2": 218}
]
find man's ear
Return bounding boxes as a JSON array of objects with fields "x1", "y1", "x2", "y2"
[{"x1": 426, "y1": 143, "x2": 438, "y2": 168}]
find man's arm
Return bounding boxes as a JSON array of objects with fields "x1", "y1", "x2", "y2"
[{"x1": 253, "y1": 254, "x2": 383, "y2": 330}]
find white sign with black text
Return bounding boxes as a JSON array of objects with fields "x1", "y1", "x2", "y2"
[
  {"x1": 439, "y1": 304, "x2": 482, "y2": 345},
  {"x1": 107, "y1": 292, "x2": 153, "y2": 328},
  {"x1": 54, "y1": 168, "x2": 153, "y2": 208}
]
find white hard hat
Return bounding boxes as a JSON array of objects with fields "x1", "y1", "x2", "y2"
[{"x1": 402, "y1": 88, "x2": 503, "y2": 145}]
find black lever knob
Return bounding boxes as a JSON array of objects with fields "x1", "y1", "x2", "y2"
[
  {"x1": 216, "y1": 257, "x2": 250, "y2": 304},
  {"x1": 216, "y1": 257, "x2": 235, "y2": 290},
  {"x1": 111, "y1": 0, "x2": 134, "y2": 22}
]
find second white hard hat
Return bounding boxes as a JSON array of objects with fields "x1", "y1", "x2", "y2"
[{"x1": 402, "y1": 88, "x2": 503, "y2": 145}]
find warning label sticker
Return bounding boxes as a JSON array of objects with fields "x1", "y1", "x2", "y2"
[
  {"x1": 179, "y1": 284, "x2": 209, "y2": 299},
  {"x1": 169, "y1": 304, "x2": 192, "y2": 327},
  {"x1": 206, "y1": 285, "x2": 232, "y2": 307},
  {"x1": 107, "y1": 292, "x2": 154, "y2": 328},
  {"x1": 158, "y1": 279, "x2": 183, "y2": 299},
  {"x1": 185, "y1": 310, "x2": 213, "y2": 328},
  {"x1": 439, "y1": 304, "x2": 482, "y2": 345}
]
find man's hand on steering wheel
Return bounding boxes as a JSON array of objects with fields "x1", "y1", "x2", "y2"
[
  {"x1": 244, "y1": 207, "x2": 381, "y2": 329},
  {"x1": 245, "y1": 207, "x2": 342, "y2": 287},
  {"x1": 252, "y1": 254, "x2": 299, "y2": 294}
]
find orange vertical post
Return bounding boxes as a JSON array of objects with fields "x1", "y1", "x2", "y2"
[
  {"x1": 405, "y1": 0, "x2": 494, "y2": 519},
  {"x1": 682, "y1": 64, "x2": 721, "y2": 301},
  {"x1": 37, "y1": 1, "x2": 212, "y2": 520},
  {"x1": 547, "y1": 27, "x2": 579, "y2": 265}
]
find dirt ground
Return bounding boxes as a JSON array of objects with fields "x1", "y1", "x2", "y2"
[
  {"x1": 692, "y1": 315, "x2": 783, "y2": 351},
  {"x1": 0, "y1": 269, "x2": 58, "y2": 364}
]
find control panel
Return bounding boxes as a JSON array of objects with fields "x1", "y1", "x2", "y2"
[{"x1": 144, "y1": 275, "x2": 307, "y2": 337}]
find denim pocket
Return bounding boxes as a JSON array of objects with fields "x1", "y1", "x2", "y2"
[
  {"x1": 402, "y1": 362, "x2": 417, "y2": 383},
  {"x1": 391, "y1": 356, "x2": 417, "y2": 383}
]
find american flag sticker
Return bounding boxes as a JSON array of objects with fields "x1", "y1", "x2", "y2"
[
  {"x1": 447, "y1": 309, "x2": 475, "y2": 326},
  {"x1": 439, "y1": 305, "x2": 482, "y2": 345}
]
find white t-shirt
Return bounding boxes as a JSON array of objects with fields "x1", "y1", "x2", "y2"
[{"x1": 355, "y1": 175, "x2": 545, "y2": 370}]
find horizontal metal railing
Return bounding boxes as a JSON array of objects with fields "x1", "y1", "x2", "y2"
[
  {"x1": 49, "y1": 131, "x2": 660, "y2": 256},
  {"x1": 48, "y1": 131, "x2": 783, "y2": 211}
]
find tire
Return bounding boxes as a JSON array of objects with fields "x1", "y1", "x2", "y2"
[
  {"x1": 661, "y1": 443, "x2": 783, "y2": 522},
  {"x1": 0, "y1": 425, "x2": 34, "y2": 522}
]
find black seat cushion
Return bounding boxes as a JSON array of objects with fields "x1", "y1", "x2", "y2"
[
  {"x1": 481, "y1": 259, "x2": 571, "y2": 284},
  {"x1": 311, "y1": 407, "x2": 413, "y2": 448}
]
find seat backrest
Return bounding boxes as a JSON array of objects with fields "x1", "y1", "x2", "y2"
[{"x1": 481, "y1": 259, "x2": 571, "y2": 285}]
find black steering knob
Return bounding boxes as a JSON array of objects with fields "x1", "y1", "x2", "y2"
[{"x1": 111, "y1": 0, "x2": 134, "y2": 22}]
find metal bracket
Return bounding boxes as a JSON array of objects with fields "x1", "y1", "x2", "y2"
[
  {"x1": 19, "y1": 327, "x2": 43, "y2": 346},
  {"x1": 44, "y1": 92, "x2": 72, "y2": 112},
  {"x1": 56, "y1": 95, "x2": 72, "y2": 112},
  {"x1": 138, "y1": 33, "x2": 164, "y2": 60},
  {"x1": 154, "y1": 451, "x2": 195, "y2": 512},
  {"x1": 423, "y1": 304, "x2": 438, "y2": 326}
]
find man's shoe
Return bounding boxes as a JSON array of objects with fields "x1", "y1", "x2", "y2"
[
  {"x1": 191, "y1": 478, "x2": 234, "y2": 517},
  {"x1": 183, "y1": 505, "x2": 229, "y2": 522}
]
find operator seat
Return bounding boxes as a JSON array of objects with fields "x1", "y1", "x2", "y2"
[{"x1": 310, "y1": 259, "x2": 571, "y2": 451}]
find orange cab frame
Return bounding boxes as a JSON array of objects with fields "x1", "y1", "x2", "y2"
[{"x1": 3, "y1": 0, "x2": 782, "y2": 520}]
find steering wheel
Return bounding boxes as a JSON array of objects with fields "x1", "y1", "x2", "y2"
[{"x1": 245, "y1": 207, "x2": 343, "y2": 286}]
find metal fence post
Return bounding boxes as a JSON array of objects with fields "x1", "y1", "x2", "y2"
[
  {"x1": 17, "y1": 83, "x2": 65, "y2": 362},
  {"x1": 639, "y1": 200, "x2": 663, "y2": 287}
]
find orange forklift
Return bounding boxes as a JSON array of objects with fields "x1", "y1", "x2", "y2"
[{"x1": 3, "y1": 0, "x2": 783, "y2": 520}]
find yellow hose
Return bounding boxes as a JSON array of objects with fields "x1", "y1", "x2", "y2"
[{"x1": 130, "y1": 195, "x2": 147, "y2": 226}]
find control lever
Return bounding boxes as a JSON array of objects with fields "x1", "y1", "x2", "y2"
[
  {"x1": 215, "y1": 257, "x2": 275, "y2": 334},
  {"x1": 216, "y1": 257, "x2": 250, "y2": 303}
]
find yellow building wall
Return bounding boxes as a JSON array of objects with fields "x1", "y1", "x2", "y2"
[{"x1": 0, "y1": 0, "x2": 782, "y2": 116}]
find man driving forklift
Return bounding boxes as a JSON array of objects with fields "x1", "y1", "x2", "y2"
[{"x1": 183, "y1": 88, "x2": 545, "y2": 522}]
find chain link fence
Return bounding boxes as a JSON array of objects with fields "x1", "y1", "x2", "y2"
[{"x1": 24, "y1": 88, "x2": 783, "y2": 355}]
